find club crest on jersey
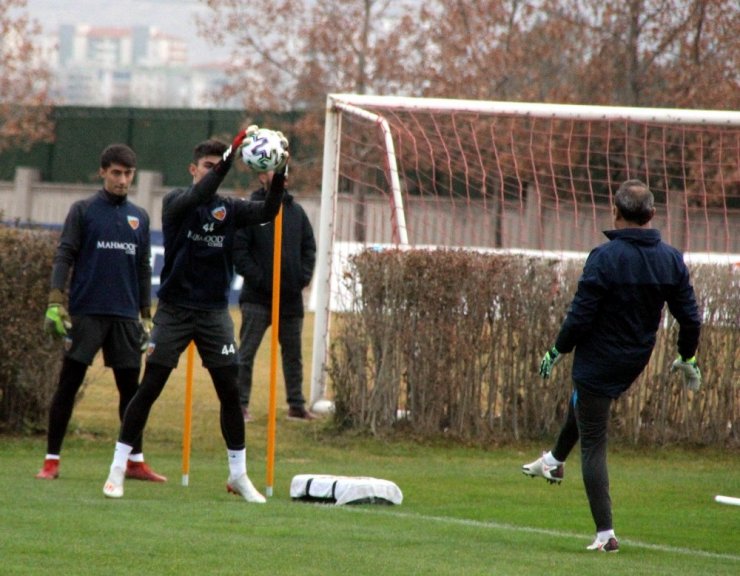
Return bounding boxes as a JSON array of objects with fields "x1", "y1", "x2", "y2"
[
  {"x1": 127, "y1": 215, "x2": 140, "y2": 230},
  {"x1": 211, "y1": 206, "x2": 227, "y2": 221}
]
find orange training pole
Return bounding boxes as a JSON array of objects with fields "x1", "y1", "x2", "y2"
[
  {"x1": 182, "y1": 341, "x2": 195, "y2": 486},
  {"x1": 265, "y1": 204, "x2": 284, "y2": 497}
]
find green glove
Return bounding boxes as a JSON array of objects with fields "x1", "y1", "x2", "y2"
[
  {"x1": 671, "y1": 355, "x2": 701, "y2": 392},
  {"x1": 44, "y1": 289, "x2": 71, "y2": 337},
  {"x1": 539, "y1": 346, "x2": 562, "y2": 379}
]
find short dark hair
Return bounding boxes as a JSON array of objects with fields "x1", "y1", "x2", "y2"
[
  {"x1": 614, "y1": 179, "x2": 655, "y2": 225},
  {"x1": 193, "y1": 139, "x2": 228, "y2": 163},
  {"x1": 100, "y1": 144, "x2": 136, "y2": 169}
]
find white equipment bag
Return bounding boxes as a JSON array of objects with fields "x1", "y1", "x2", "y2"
[{"x1": 290, "y1": 474, "x2": 403, "y2": 506}]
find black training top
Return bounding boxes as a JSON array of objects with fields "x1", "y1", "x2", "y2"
[
  {"x1": 233, "y1": 189, "x2": 316, "y2": 317},
  {"x1": 157, "y1": 165, "x2": 284, "y2": 310}
]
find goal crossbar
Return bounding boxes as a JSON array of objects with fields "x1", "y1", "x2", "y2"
[{"x1": 329, "y1": 94, "x2": 740, "y2": 126}]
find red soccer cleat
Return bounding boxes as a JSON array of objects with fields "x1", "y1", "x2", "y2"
[
  {"x1": 35, "y1": 458, "x2": 60, "y2": 480},
  {"x1": 287, "y1": 406, "x2": 317, "y2": 421},
  {"x1": 125, "y1": 461, "x2": 167, "y2": 483}
]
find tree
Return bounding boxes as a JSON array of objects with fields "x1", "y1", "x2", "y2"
[
  {"x1": 197, "y1": 0, "x2": 304, "y2": 111},
  {"x1": 411, "y1": 0, "x2": 739, "y2": 110},
  {"x1": 0, "y1": 0, "x2": 53, "y2": 152},
  {"x1": 198, "y1": 0, "x2": 738, "y2": 197},
  {"x1": 200, "y1": 0, "x2": 738, "y2": 110},
  {"x1": 197, "y1": 0, "x2": 419, "y2": 188},
  {"x1": 545, "y1": 0, "x2": 740, "y2": 109},
  {"x1": 198, "y1": 0, "x2": 418, "y2": 110}
]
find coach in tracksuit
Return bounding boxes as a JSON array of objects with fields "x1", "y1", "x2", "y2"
[
  {"x1": 234, "y1": 177, "x2": 317, "y2": 422},
  {"x1": 523, "y1": 179, "x2": 702, "y2": 552},
  {"x1": 37, "y1": 144, "x2": 165, "y2": 483},
  {"x1": 104, "y1": 130, "x2": 285, "y2": 503}
]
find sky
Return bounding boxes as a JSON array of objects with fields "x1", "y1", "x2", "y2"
[{"x1": 25, "y1": 0, "x2": 230, "y2": 64}]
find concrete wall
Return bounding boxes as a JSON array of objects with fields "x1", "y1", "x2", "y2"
[{"x1": 2, "y1": 167, "x2": 738, "y2": 254}]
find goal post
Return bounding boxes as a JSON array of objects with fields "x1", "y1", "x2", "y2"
[{"x1": 309, "y1": 94, "x2": 740, "y2": 406}]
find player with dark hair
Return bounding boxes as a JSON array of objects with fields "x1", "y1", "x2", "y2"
[
  {"x1": 522, "y1": 179, "x2": 702, "y2": 552},
  {"x1": 103, "y1": 128, "x2": 285, "y2": 503},
  {"x1": 37, "y1": 143, "x2": 165, "y2": 483}
]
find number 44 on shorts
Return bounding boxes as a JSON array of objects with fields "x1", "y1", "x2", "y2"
[{"x1": 222, "y1": 343, "x2": 236, "y2": 355}]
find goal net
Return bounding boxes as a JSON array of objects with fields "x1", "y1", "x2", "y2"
[{"x1": 309, "y1": 94, "x2": 740, "y2": 405}]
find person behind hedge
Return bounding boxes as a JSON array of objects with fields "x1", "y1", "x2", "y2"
[
  {"x1": 522, "y1": 179, "x2": 702, "y2": 552},
  {"x1": 37, "y1": 143, "x2": 165, "y2": 483},
  {"x1": 103, "y1": 129, "x2": 285, "y2": 503},
  {"x1": 234, "y1": 168, "x2": 317, "y2": 423}
]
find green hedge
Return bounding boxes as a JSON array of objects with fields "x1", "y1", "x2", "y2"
[
  {"x1": 0, "y1": 106, "x2": 303, "y2": 188},
  {"x1": 328, "y1": 249, "x2": 738, "y2": 447}
]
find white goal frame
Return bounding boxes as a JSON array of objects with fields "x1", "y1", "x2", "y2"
[{"x1": 309, "y1": 94, "x2": 740, "y2": 406}]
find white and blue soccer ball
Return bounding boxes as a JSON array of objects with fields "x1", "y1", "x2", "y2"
[{"x1": 239, "y1": 128, "x2": 288, "y2": 172}]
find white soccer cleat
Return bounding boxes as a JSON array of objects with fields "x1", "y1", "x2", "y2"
[
  {"x1": 227, "y1": 474, "x2": 266, "y2": 503},
  {"x1": 522, "y1": 452, "x2": 564, "y2": 484},
  {"x1": 587, "y1": 536, "x2": 619, "y2": 552},
  {"x1": 103, "y1": 466, "x2": 125, "y2": 498}
]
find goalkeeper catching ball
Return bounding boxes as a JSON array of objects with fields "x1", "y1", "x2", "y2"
[
  {"x1": 522, "y1": 179, "x2": 702, "y2": 552},
  {"x1": 103, "y1": 127, "x2": 286, "y2": 503}
]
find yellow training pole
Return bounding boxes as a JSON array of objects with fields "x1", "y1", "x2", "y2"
[
  {"x1": 265, "y1": 204, "x2": 284, "y2": 497},
  {"x1": 182, "y1": 341, "x2": 195, "y2": 486}
]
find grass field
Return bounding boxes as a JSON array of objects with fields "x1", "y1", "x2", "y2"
[{"x1": 1, "y1": 314, "x2": 738, "y2": 575}]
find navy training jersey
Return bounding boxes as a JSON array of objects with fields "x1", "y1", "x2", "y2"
[
  {"x1": 554, "y1": 227, "x2": 701, "y2": 397},
  {"x1": 52, "y1": 189, "x2": 151, "y2": 319}
]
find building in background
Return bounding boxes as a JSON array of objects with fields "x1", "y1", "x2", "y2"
[{"x1": 49, "y1": 24, "x2": 237, "y2": 108}]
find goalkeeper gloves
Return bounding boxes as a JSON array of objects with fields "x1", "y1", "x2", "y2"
[
  {"x1": 274, "y1": 130, "x2": 290, "y2": 171},
  {"x1": 139, "y1": 308, "x2": 153, "y2": 352},
  {"x1": 539, "y1": 346, "x2": 562, "y2": 379},
  {"x1": 217, "y1": 125, "x2": 258, "y2": 172},
  {"x1": 44, "y1": 289, "x2": 71, "y2": 337},
  {"x1": 671, "y1": 355, "x2": 702, "y2": 392}
]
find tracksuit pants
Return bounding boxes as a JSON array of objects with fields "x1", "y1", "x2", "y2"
[{"x1": 552, "y1": 385, "x2": 613, "y2": 532}]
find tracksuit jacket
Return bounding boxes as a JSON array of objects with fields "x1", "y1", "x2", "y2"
[
  {"x1": 51, "y1": 189, "x2": 151, "y2": 320},
  {"x1": 157, "y1": 165, "x2": 283, "y2": 310},
  {"x1": 554, "y1": 227, "x2": 701, "y2": 398},
  {"x1": 233, "y1": 189, "x2": 316, "y2": 318}
]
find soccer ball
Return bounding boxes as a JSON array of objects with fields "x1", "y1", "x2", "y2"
[
  {"x1": 311, "y1": 399, "x2": 335, "y2": 415},
  {"x1": 239, "y1": 128, "x2": 288, "y2": 172}
]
